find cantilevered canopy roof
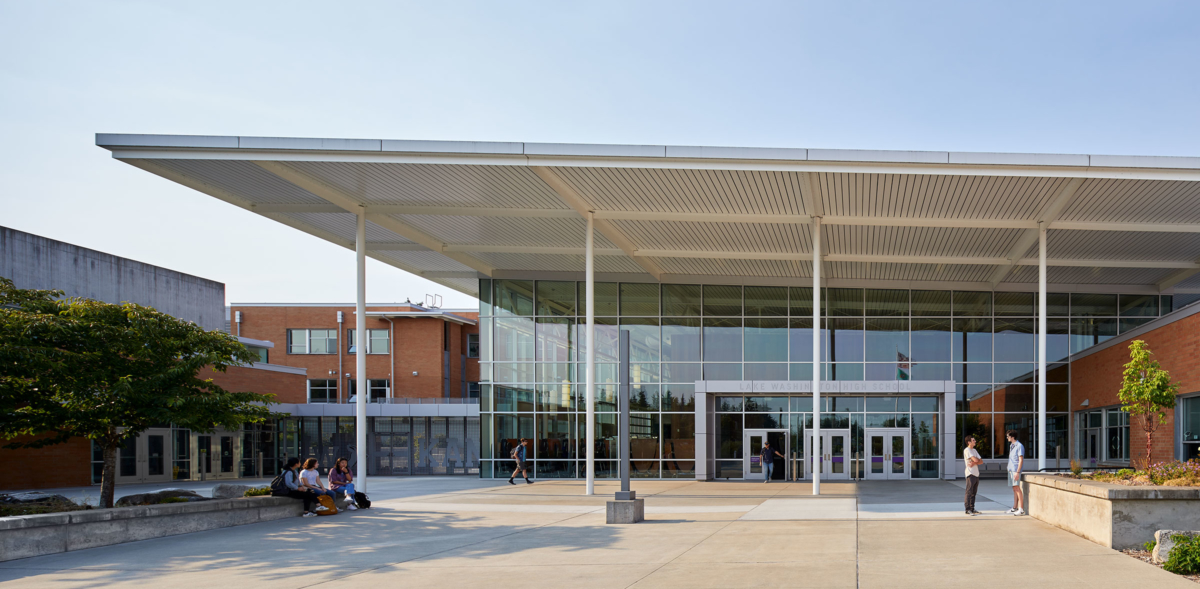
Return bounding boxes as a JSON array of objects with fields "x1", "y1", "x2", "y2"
[{"x1": 97, "y1": 134, "x2": 1200, "y2": 298}]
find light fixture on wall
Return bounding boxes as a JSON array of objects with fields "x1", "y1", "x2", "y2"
[
  {"x1": 412, "y1": 371, "x2": 419, "y2": 376},
  {"x1": 1080, "y1": 399, "x2": 1090, "y2": 407}
]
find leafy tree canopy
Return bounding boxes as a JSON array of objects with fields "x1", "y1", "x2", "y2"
[{"x1": 0, "y1": 277, "x2": 277, "y2": 506}]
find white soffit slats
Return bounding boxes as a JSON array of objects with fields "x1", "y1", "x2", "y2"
[
  {"x1": 1058, "y1": 178, "x2": 1200, "y2": 223},
  {"x1": 470, "y1": 252, "x2": 646, "y2": 274},
  {"x1": 825, "y1": 262, "x2": 997, "y2": 283},
  {"x1": 1047, "y1": 230, "x2": 1200, "y2": 261},
  {"x1": 610, "y1": 220, "x2": 813, "y2": 253},
  {"x1": 550, "y1": 167, "x2": 812, "y2": 215},
  {"x1": 387, "y1": 214, "x2": 617, "y2": 250},
  {"x1": 816, "y1": 173, "x2": 1072, "y2": 220},
  {"x1": 822, "y1": 226, "x2": 1023, "y2": 258},
  {"x1": 1007, "y1": 265, "x2": 1177, "y2": 285},
  {"x1": 655, "y1": 257, "x2": 810, "y2": 278},
  {"x1": 371, "y1": 249, "x2": 479, "y2": 273},
  {"x1": 293, "y1": 161, "x2": 570, "y2": 210},
  {"x1": 152, "y1": 159, "x2": 329, "y2": 205}
]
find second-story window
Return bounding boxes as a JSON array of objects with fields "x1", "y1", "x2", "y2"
[
  {"x1": 347, "y1": 329, "x2": 389, "y2": 354},
  {"x1": 287, "y1": 329, "x2": 337, "y2": 354},
  {"x1": 308, "y1": 379, "x2": 337, "y2": 403},
  {"x1": 467, "y1": 333, "x2": 480, "y2": 358}
]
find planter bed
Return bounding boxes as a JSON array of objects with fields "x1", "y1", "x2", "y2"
[
  {"x1": 1022, "y1": 473, "x2": 1200, "y2": 549},
  {"x1": 0, "y1": 495, "x2": 302, "y2": 562}
]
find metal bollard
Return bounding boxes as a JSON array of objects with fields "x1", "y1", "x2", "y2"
[
  {"x1": 257, "y1": 451, "x2": 263, "y2": 478},
  {"x1": 199, "y1": 449, "x2": 207, "y2": 482}
]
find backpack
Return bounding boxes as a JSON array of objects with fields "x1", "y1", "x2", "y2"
[
  {"x1": 510, "y1": 446, "x2": 521, "y2": 461},
  {"x1": 316, "y1": 494, "x2": 339, "y2": 515},
  {"x1": 269, "y1": 471, "x2": 290, "y2": 496},
  {"x1": 354, "y1": 491, "x2": 371, "y2": 509}
]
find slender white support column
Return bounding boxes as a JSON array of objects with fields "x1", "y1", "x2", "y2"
[
  {"x1": 812, "y1": 216, "x2": 822, "y2": 496},
  {"x1": 1037, "y1": 222, "x2": 1047, "y2": 471},
  {"x1": 585, "y1": 212, "x2": 596, "y2": 495},
  {"x1": 355, "y1": 209, "x2": 368, "y2": 490}
]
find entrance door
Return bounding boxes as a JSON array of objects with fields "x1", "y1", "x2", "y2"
[
  {"x1": 744, "y1": 429, "x2": 789, "y2": 480},
  {"x1": 1084, "y1": 430, "x2": 1100, "y2": 468},
  {"x1": 115, "y1": 428, "x2": 174, "y2": 484},
  {"x1": 805, "y1": 429, "x2": 850, "y2": 480},
  {"x1": 865, "y1": 428, "x2": 910, "y2": 480}
]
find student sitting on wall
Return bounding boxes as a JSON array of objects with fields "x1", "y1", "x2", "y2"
[
  {"x1": 329, "y1": 457, "x2": 358, "y2": 511},
  {"x1": 299, "y1": 458, "x2": 339, "y2": 510},
  {"x1": 271, "y1": 457, "x2": 321, "y2": 517}
]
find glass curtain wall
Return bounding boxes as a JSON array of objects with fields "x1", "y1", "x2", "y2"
[{"x1": 478, "y1": 280, "x2": 1173, "y2": 478}]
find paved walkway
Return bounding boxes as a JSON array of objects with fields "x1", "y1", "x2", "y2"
[{"x1": 1, "y1": 478, "x2": 1191, "y2": 588}]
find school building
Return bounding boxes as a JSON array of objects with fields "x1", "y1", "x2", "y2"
[{"x1": 92, "y1": 133, "x2": 1200, "y2": 488}]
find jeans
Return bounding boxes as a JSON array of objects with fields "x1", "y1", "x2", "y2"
[
  {"x1": 765, "y1": 461, "x2": 775, "y2": 480},
  {"x1": 332, "y1": 483, "x2": 355, "y2": 498},
  {"x1": 965, "y1": 475, "x2": 979, "y2": 511},
  {"x1": 311, "y1": 488, "x2": 338, "y2": 501}
]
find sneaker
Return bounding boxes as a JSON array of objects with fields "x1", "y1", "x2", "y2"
[
  {"x1": 347, "y1": 503, "x2": 358, "y2": 510},
  {"x1": 970, "y1": 510, "x2": 982, "y2": 515},
  {"x1": 315, "y1": 505, "x2": 329, "y2": 512},
  {"x1": 1013, "y1": 509, "x2": 1025, "y2": 516},
  {"x1": 508, "y1": 479, "x2": 515, "y2": 485},
  {"x1": 526, "y1": 479, "x2": 534, "y2": 484},
  {"x1": 764, "y1": 479, "x2": 770, "y2": 483},
  {"x1": 302, "y1": 512, "x2": 317, "y2": 517},
  {"x1": 1005, "y1": 508, "x2": 1017, "y2": 514}
]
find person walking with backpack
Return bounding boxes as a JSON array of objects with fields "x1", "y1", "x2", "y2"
[
  {"x1": 271, "y1": 457, "x2": 321, "y2": 517},
  {"x1": 509, "y1": 438, "x2": 532, "y2": 485},
  {"x1": 329, "y1": 458, "x2": 358, "y2": 511}
]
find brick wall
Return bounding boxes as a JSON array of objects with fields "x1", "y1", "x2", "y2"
[
  {"x1": 1070, "y1": 311, "x2": 1200, "y2": 464},
  {"x1": 0, "y1": 435, "x2": 92, "y2": 491},
  {"x1": 208, "y1": 364, "x2": 309, "y2": 404},
  {"x1": 230, "y1": 305, "x2": 479, "y2": 400}
]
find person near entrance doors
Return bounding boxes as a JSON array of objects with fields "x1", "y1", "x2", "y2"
[
  {"x1": 1006, "y1": 431, "x2": 1026, "y2": 516},
  {"x1": 508, "y1": 438, "x2": 533, "y2": 485},
  {"x1": 760, "y1": 441, "x2": 785, "y2": 483},
  {"x1": 963, "y1": 435, "x2": 983, "y2": 515}
]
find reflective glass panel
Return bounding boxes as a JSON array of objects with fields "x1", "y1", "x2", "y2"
[
  {"x1": 662, "y1": 318, "x2": 701, "y2": 362},
  {"x1": 620, "y1": 318, "x2": 661, "y2": 362},
  {"x1": 994, "y1": 319, "x2": 1035, "y2": 362},
  {"x1": 1071, "y1": 293, "x2": 1117, "y2": 317},
  {"x1": 1070, "y1": 318, "x2": 1117, "y2": 354},
  {"x1": 704, "y1": 363, "x2": 742, "y2": 380},
  {"x1": 578, "y1": 282, "x2": 619, "y2": 316},
  {"x1": 495, "y1": 317, "x2": 535, "y2": 362},
  {"x1": 911, "y1": 290, "x2": 952, "y2": 316},
  {"x1": 703, "y1": 317, "x2": 742, "y2": 361},
  {"x1": 866, "y1": 318, "x2": 908, "y2": 362},
  {"x1": 865, "y1": 289, "x2": 909, "y2": 316},
  {"x1": 911, "y1": 318, "x2": 951, "y2": 361},
  {"x1": 495, "y1": 280, "x2": 534, "y2": 316},
  {"x1": 662, "y1": 384, "x2": 695, "y2": 411},
  {"x1": 994, "y1": 292, "x2": 1034, "y2": 316},
  {"x1": 745, "y1": 363, "x2": 788, "y2": 380},
  {"x1": 662, "y1": 414, "x2": 695, "y2": 460},
  {"x1": 790, "y1": 286, "x2": 814, "y2": 317},
  {"x1": 620, "y1": 283, "x2": 659, "y2": 316},
  {"x1": 953, "y1": 291, "x2": 991, "y2": 316},
  {"x1": 662, "y1": 284, "x2": 701, "y2": 316},
  {"x1": 703, "y1": 285, "x2": 742, "y2": 316},
  {"x1": 744, "y1": 286, "x2": 788, "y2": 316},
  {"x1": 830, "y1": 318, "x2": 864, "y2": 362},
  {"x1": 630, "y1": 384, "x2": 659, "y2": 411},
  {"x1": 479, "y1": 279, "x2": 492, "y2": 315},
  {"x1": 536, "y1": 318, "x2": 572, "y2": 362},
  {"x1": 745, "y1": 318, "x2": 787, "y2": 362},
  {"x1": 789, "y1": 318, "x2": 817, "y2": 362},
  {"x1": 952, "y1": 318, "x2": 992, "y2": 362},
  {"x1": 536, "y1": 281, "x2": 576, "y2": 316},
  {"x1": 827, "y1": 288, "x2": 864, "y2": 317}
]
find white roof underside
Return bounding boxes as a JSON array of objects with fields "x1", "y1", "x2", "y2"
[{"x1": 97, "y1": 134, "x2": 1200, "y2": 298}]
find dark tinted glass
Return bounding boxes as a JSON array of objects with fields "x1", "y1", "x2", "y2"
[
  {"x1": 479, "y1": 279, "x2": 492, "y2": 315},
  {"x1": 827, "y1": 288, "x2": 864, "y2": 317},
  {"x1": 790, "y1": 287, "x2": 814, "y2": 317},
  {"x1": 1047, "y1": 293, "x2": 1070, "y2": 316},
  {"x1": 745, "y1": 286, "x2": 788, "y2": 316},
  {"x1": 536, "y1": 281, "x2": 575, "y2": 316},
  {"x1": 662, "y1": 284, "x2": 701, "y2": 316},
  {"x1": 703, "y1": 285, "x2": 742, "y2": 316},
  {"x1": 1070, "y1": 318, "x2": 1117, "y2": 354},
  {"x1": 953, "y1": 291, "x2": 991, "y2": 316},
  {"x1": 1119, "y1": 294, "x2": 1158, "y2": 317},
  {"x1": 911, "y1": 290, "x2": 952, "y2": 316},
  {"x1": 865, "y1": 289, "x2": 909, "y2": 316},
  {"x1": 994, "y1": 292, "x2": 1034, "y2": 316},
  {"x1": 620, "y1": 283, "x2": 659, "y2": 316},
  {"x1": 1070, "y1": 293, "x2": 1117, "y2": 317}
]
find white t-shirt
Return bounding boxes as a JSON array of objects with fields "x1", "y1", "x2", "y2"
[
  {"x1": 964, "y1": 447, "x2": 981, "y2": 477},
  {"x1": 299, "y1": 468, "x2": 321, "y2": 488}
]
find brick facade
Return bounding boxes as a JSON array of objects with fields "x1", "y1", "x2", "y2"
[
  {"x1": 0, "y1": 435, "x2": 93, "y2": 491},
  {"x1": 1070, "y1": 310, "x2": 1200, "y2": 465},
  {"x1": 229, "y1": 304, "x2": 480, "y2": 401}
]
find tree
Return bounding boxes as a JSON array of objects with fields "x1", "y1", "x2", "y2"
[
  {"x1": 0, "y1": 278, "x2": 277, "y2": 508},
  {"x1": 1118, "y1": 340, "x2": 1178, "y2": 470}
]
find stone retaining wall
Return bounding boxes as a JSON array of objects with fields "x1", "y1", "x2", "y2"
[
  {"x1": 1023, "y1": 474, "x2": 1200, "y2": 549},
  {"x1": 0, "y1": 496, "x2": 303, "y2": 562}
]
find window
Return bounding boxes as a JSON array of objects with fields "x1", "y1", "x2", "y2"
[
  {"x1": 468, "y1": 382, "x2": 481, "y2": 399},
  {"x1": 308, "y1": 379, "x2": 338, "y2": 403},
  {"x1": 288, "y1": 329, "x2": 337, "y2": 354},
  {"x1": 347, "y1": 329, "x2": 389, "y2": 354},
  {"x1": 348, "y1": 379, "x2": 389, "y2": 402},
  {"x1": 467, "y1": 333, "x2": 480, "y2": 358},
  {"x1": 1077, "y1": 407, "x2": 1130, "y2": 465},
  {"x1": 246, "y1": 346, "x2": 268, "y2": 363},
  {"x1": 1183, "y1": 396, "x2": 1200, "y2": 460}
]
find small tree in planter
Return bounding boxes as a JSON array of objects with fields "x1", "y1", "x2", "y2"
[{"x1": 1118, "y1": 340, "x2": 1178, "y2": 470}]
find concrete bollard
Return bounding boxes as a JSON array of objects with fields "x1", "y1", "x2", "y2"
[{"x1": 606, "y1": 498, "x2": 645, "y2": 524}]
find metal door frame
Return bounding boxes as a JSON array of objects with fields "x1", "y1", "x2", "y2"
[
  {"x1": 743, "y1": 428, "x2": 789, "y2": 480},
  {"x1": 865, "y1": 427, "x2": 910, "y2": 480},
  {"x1": 804, "y1": 428, "x2": 851, "y2": 480}
]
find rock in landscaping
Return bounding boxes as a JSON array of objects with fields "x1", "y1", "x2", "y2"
[
  {"x1": 1153, "y1": 530, "x2": 1200, "y2": 564},
  {"x1": 115, "y1": 489, "x2": 205, "y2": 507},
  {"x1": 210, "y1": 483, "x2": 253, "y2": 499},
  {"x1": 0, "y1": 492, "x2": 72, "y2": 504}
]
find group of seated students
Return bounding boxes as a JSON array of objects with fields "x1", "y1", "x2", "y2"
[{"x1": 278, "y1": 456, "x2": 358, "y2": 517}]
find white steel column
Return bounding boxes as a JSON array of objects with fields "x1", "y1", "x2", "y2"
[
  {"x1": 812, "y1": 216, "x2": 822, "y2": 496},
  {"x1": 585, "y1": 212, "x2": 596, "y2": 495},
  {"x1": 355, "y1": 209, "x2": 368, "y2": 490},
  {"x1": 1037, "y1": 222, "x2": 1047, "y2": 471}
]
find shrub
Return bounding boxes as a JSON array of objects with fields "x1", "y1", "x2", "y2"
[
  {"x1": 158, "y1": 497, "x2": 190, "y2": 504},
  {"x1": 1145, "y1": 460, "x2": 1200, "y2": 485},
  {"x1": 1145, "y1": 540, "x2": 1158, "y2": 553},
  {"x1": 1116, "y1": 469, "x2": 1135, "y2": 478},
  {"x1": 1165, "y1": 534, "x2": 1200, "y2": 575},
  {"x1": 1070, "y1": 459, "x2": 1082, "y2": 477},
  {"x1": 244, "y1": 486, "x2": 271, "y2": 497}
]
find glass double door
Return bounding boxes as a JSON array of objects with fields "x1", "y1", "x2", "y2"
[
  {"x1": 806, "y1": 429, "x2": 850, "y2": 480},
  {"x1": 865, "y1": 428, "x2": 910, "y2": 480},
  {"x1": 116, "y1": 428, "x2": 173, "y2": 484},
  {"x1": 744, "y1": 429, "x2": 789, "y2": 481},
  {"x1": 196, "y1": 432, "x2": 240, "y2": 479}
]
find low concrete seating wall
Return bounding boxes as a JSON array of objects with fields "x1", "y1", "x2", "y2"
[
  {"x1": 1022, "y1": 473, "x2": 1200, "y2": 549},
  {"x1": 0, "y1": 496, "x2": 303, "y2": 563}
]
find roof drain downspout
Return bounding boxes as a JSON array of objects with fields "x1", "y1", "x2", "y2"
[
  {"x1": 337, "y1": 311, "x2": 345, "y2": 404},
  {"x1": 386, "y1": 316, "x2": 396, "y2": 402}
]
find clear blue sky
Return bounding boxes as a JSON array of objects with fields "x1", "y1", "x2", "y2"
[{"x1": 2, "y1": 1, "x2": 1198, "y2": 307}]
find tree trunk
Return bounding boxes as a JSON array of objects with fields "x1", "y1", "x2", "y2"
[
  {"x1": 100, "y1": 438, "x2": 118, "y2": 509},
  {"x1": 1146, "y1": 430, "x2": 1154, "y2": 471}
]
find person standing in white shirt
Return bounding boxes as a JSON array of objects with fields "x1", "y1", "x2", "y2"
[
  {"x1": 1006, "y1": 431, "x2": 1026, "y2": 516},
  {"x1": 963, "y1": 435, "x2": 983, "y2": 515}
]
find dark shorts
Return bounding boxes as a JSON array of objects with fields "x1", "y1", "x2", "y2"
[{"x1": 514, "y1": 461, "x2": 528, "y2": 471}]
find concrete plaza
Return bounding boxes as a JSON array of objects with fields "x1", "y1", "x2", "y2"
[{"x1": 1, "y1": 477, "x2": 1191, "y2": 588}]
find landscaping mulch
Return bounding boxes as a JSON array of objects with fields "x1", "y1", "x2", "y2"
[{"x1": 1122, "y1": 549, "x2": 1200, "y2": 583}]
